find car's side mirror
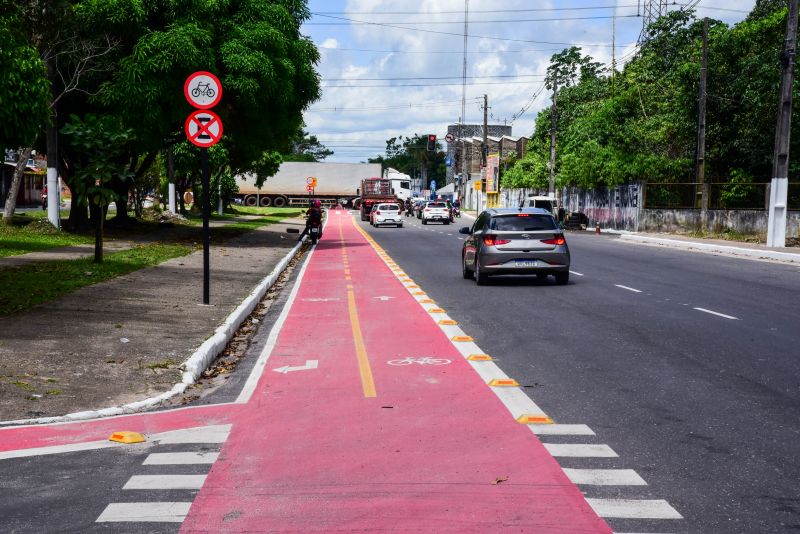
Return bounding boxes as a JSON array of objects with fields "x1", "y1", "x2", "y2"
[{"x1": 459, "y1": 227, "x2": 471, "y2": 235}]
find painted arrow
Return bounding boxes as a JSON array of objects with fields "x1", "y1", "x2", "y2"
[
  {"x1": 273, "y1": 360, "x2": 319, "y2": 374},
  {"x1": 373, "y1": 296, "x2": 395, "y2": 301}
]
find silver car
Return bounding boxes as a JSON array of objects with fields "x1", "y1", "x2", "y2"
[{"x1": 459, "y1": 208, "x2": 570, "y2": 285}]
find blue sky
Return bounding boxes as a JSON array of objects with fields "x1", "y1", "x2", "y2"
[{"x1": 301, "y1": 0, "x2": 757, "y2": 163}]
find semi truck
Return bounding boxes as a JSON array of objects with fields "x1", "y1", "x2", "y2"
[
  {"x1": 358, "y1": 178, "x2": 405, "y2": 221},
  {"x1": 234, "y1": 162, "x2": 385, "y2": 208}
]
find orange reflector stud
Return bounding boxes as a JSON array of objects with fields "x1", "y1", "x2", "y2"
[
  {"x1": 401, "y1": 279, "x2": 414, "y2": 283},
  {"x1": 407, "y1": 285, "x2": 420, "y2": 289},
  {"x1": 108, "y1": 431, "x2": 145, "y2": 444},
  {"x1": 451, "y1": 335, "x2": 473, "y2": 342},
  {"x1": 467, "y1": 354, "x2": 493, "y2": 361},
  {"x1": 420, "y1": 299, "x2": 435, "y2": 304},
  {"x1": 517, "y1": 415, "x2": 554, "y2": 424},
  {"x1": 412, "y1": 291, "x2": 426, "y2": 295},
  {"x1": 428, "y1": 308, "x2": 446, "y2": 313},
  {"x1": 438, "y1": 319, "x2": 458, "y2": 325},
  {"x1": 488, "y1": 379, "x2": 520, "y2": 387}
]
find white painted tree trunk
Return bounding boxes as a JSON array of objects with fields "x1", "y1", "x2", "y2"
[{"x1": 2, "y1": 147, "x2": 34, "y2": 222}]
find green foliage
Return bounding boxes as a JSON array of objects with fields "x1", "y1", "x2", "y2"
[
  {"x1": 60, "y1": 113, "x2": 135, "y2": 209},
  {"x1": 0, "y1": 1, "x2": 50, "y2": 147},
  {"x1": 719, "y1": 169, "x2": 758, "y2": 208},
  {"x1": 506, "y1": 5, "x2": 791, "y2": 194},
  {"x1": 283, "y1": 127, "x2": 333, "y2": 162}
]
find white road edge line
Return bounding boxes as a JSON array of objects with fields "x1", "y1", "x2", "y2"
[
  {"x1": 615, "y1": 284, "x2": 642, "y2": 293},
  {"x1": 693, "y1": 307, "x2": 739, "y2": 320},
  {"x1": 235, "y1": 242, "x2": 316, "y2": 403},
  {"x1": 569, "y1": 271, "x2": 584, "y2": 276}
]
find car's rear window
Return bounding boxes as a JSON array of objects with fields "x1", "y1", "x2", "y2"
[
  {"x1": 379, "y1": 204, "x2": 399, "y2": 210},
  {"x1": 490, "y1": 214, "x2": 556, "y2": 231},
  {"x1": 428, "y1": 202, "x2": 447, "y2": 208}
]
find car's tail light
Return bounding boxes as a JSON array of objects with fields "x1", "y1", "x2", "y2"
[
  {"x1": 541, "y1": 236, "x2": 566, "y2": 245},
  {"x1": 483, "y1": 235, "x2": 511, "y2": 246},
  {"x1": 376, "y1": 211, "x2": 381, "y2": 215},
  {"x1": 424, "y1": 208, "x2": 430, "y2": 212}
]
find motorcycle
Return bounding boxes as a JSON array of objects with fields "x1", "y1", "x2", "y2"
[
  {"x1": 308, "y1": 220, "x2": 322, "y2": 244},
  {"x1": 453, "y1": 206, "x2": 461, "y2": 218}
]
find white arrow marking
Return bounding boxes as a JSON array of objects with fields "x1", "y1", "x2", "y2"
[
  {"x1": 273, "y1": 360, "x2": 318, "y2": 374},
  {"x1": 302, "y1": 298, "x2": 340, "y2": 302},
  {"x1": 374, "y1": 296, "x2": 395, "y2": 301}
]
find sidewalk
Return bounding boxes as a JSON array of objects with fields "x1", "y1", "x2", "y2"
[{"x1": 0, "y1": 215, "x2": 306, "y2": 423}]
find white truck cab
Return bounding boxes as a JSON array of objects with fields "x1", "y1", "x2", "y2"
[{"x1": 524, "y1": 195, "x2": 559, "y2": 214}]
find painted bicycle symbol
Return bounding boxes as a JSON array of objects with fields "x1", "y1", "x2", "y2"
[
  {"x1": 191, "y1": 82, "x2": 216, "y2": 98},
  {"x1": 387, "y1": 357, "x2": 451, "y2": 366}
]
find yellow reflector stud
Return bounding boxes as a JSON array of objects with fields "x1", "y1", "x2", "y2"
[
  {"x1": 407, "y1": 285, "x2": 420, "y2": 289},
  {"x1": 451, "y1": 335, "x2": 473, "y2": 342},
  {"x1": 517, "y1": 415, "x2": 554, "y2": 424},
  {"x1": 467, "y1": 354, "x2": 493, "y2": 361},
  {"x1": 488, "y1": 378, "x2": 520, "y2": 387},
  {"x1": 438, "y1": 319, "x2": 458, "y2": 325},
  {"x1": 402, "y1": 279, "x2": 414, "y2": 283},
  {"x1": 412, "y1": 291, "x2": 426, "y2": 295},
  {"x1": 428, "y1": 308, "x2": 446, "y2": 313},
  {"x1": 108, "y1": 431, "x2": 145, "y2": 444},
  {"x1": 419, "y1": 299, "x2": 435, "y2": 304}
]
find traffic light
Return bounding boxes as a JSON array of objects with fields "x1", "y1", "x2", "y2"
[{"x1": 426, "y1": 134, "x2": 436, "y2": 151}]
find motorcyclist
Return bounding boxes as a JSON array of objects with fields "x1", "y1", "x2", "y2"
[
  {"x1": 300, "y1": 199, "x2": 323, "y2": 241},
  {"x1": 404, "y1": 198, "x2": 413, "y2": 217},
  {"x1": 452, "y1": 197, "x2": 461, "y2": 218}
]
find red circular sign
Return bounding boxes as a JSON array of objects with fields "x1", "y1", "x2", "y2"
[
  {"x1": 185, "y1": 110, "x2": 224, "y2": 147},
  {"x1": 184, "y1": 71, "x2": 223, "y2": 109},
  {"x1": 306, "y1": 185, "x2": 314, "y2": 192}
]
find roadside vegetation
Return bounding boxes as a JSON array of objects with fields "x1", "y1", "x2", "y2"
[
  {"x1": 504, "y1": 0, "x2": 799, "y2": 211},
  {"x1": 0, "y1": 217, "x2": 91, "y2": 257}
]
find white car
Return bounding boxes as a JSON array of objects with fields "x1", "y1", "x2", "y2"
[
  {"x1": 421, "y1": 201, "x2": 451, "y2": 225},
  {"x1": 371, "y1": 203, "x2": 403, "y2": 227}
]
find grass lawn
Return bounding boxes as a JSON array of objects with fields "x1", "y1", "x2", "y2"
[
  {"x1": 0, "y1": 219, "x2": 91, "y2": 258},
  {"x1": 0, "y1": 243, "x2": 192, "y2": 316}
]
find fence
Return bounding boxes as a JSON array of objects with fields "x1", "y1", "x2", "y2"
[{"x1": 644, "y1": 182, "x2": 800, "y2": 210}]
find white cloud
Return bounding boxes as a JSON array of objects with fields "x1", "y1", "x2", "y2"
[{"x1": 303, "y1": 0, "x2": 757, "y2": 162}]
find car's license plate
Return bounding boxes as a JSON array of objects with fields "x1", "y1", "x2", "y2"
[{"x1": 512, "y1": 260, "x2": 538, "y2": 267}]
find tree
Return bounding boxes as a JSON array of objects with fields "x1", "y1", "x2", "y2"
[
  {"x1": 369, "y1": 134, "x2": 447, "y2": 188},
  {"x1": 283, "y1": 128, "x2": 333, "y2": 162},
  {"x1": 60, "y1": 113, "x2": 134, "y2": 262}
]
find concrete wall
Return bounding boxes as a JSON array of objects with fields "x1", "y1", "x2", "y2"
[{"x1": 640, "y1": 209, "x2": 800, "y2": 237}]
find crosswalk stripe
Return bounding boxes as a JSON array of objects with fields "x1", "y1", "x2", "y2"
[
  {"x1": 154, "y1": 424, "x2": 231, "y2": 444},
  {"x1": 143, "y1": 451, "x2": 219, "y2": 465},
  {"x1": 562, "y1": 468, "x2": 647, "y2": 486},
  {"x1": 123, "y1": 474, "x2": 207, "y2": 490},
  {"x1": 529, "y1": 423, "x2": 595, "y2": 435},
  {"x1": 585, "y1": 498, "x2": 682, "y2": 519},
  {"x1": 96, "y1": 502, "x2": 192, "y2": 523},
  {"x1": 543, "y1": 443, "x2": 618, "y2": 457}
]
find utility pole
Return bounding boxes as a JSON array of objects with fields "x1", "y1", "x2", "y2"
[
  {"x1": 612, "y1": 14, "x2": 616, "y2": 95},
  {"x1": 768, "y1": 0, "x2": 798, "y2": 247},
  {"x1": 696, "y1": 17, "x2": 709, "y2": 227},
  {"x1": 548, "y1": 79, "x2": 558, "y2": 196},
  {"x1": 482, "y1": 94, "x2": 488, "y2": 167}
]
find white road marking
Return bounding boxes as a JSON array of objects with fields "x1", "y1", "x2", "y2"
[
  {"x1": 529, "y1": 424, "x2": 594, "y2": 436},
  {"x1": 615, "y1": 284, "x2": 642, "y2": 293},
  {"x1": 585, "y1": 498, "x2": 683, "y2": 519},
  {"x1": 155, "y1": 424, "x2": 231, "y2": 444},
  {"x1": 562, "y1": 468, "x2": 647, "y2": 486},
  {"x1": 457, "y1": 237, "x2": 464, "y2": 240},
  {"x1": 569, "y1": 271, "x2": 584, "y2": 276},
  {"x1": 143, "y1": 451, "x2": 218, "y2": 465},
  {"x1": 0, "y1": 439, "x2": 122, "y2": 460},
  {"x1": 236, "y1": 243, "x2": 316, "y2": 403},
  {"x1": 123, "y1": 474, "x2": 206, "y2": 490},
  {"x1": 96, "y1": 502, "x2": 192, "y2": 523},
  {"x1": 543, "y1": 443, "x2": 618, "y2": 457},
  {"x1": 273, "y1": 360, "x2": 318, "y2": 374},
  {"x1": 492, "y1": 386, "x2": 548, "y2": 420},
  {"x1": 693, "y1": 307, "x2": 739, "y2": 320}
]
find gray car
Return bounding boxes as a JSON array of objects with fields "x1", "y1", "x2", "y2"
[{"x1": 459, "y1": 208, "x2": 570, "y2": 285}]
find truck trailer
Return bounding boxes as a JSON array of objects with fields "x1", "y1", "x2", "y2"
[{"x1": 235, "y1": 162, "x2": 384, "y2": 208}]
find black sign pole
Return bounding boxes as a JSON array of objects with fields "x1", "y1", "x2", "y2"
[{"x1": 201, "y1": 147, "x2": 210, "y2": 304}]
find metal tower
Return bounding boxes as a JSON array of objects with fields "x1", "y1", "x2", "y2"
[{"x1": 638, "y1": 0, "x2": 670, "y2": 44}]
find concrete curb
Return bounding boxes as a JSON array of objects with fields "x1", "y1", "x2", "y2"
[
  {"x1": 618, "y1": 234, "x2": 800, "y2": 264},
  {"x1": 0, "y1": 237, "x2": 307, "y2": 427}
]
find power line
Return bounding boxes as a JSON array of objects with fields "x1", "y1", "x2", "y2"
[
  {"x1": 309, "y1": 98, "x2": 481, "y2": 112},
  {"x1": 312, "y1": 3, "x2": 748, "y2": 15},
  {"x1": 310, "y1": 13, "x2": 626, "y2": 47},
  {"x1": 317, "y1": 46, "x2": 571, "y2": 54},
  {"x1": 323, "y1": 74, "x2": 545, "y2": 81},
  {"x1": 307, "y1": 14, "x2": 643, "y2": 26},
  {"x1": 321, "y1": 80, "x2": 546, "y2": 88}
]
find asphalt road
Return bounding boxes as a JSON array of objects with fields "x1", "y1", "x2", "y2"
[{"x1": 362, "y1": 212, "x2": 800, "y2": 534}]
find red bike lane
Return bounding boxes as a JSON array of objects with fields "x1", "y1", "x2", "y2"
[{"x1": 181, "y1": 212, "x2": 611, "y2": 533}]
